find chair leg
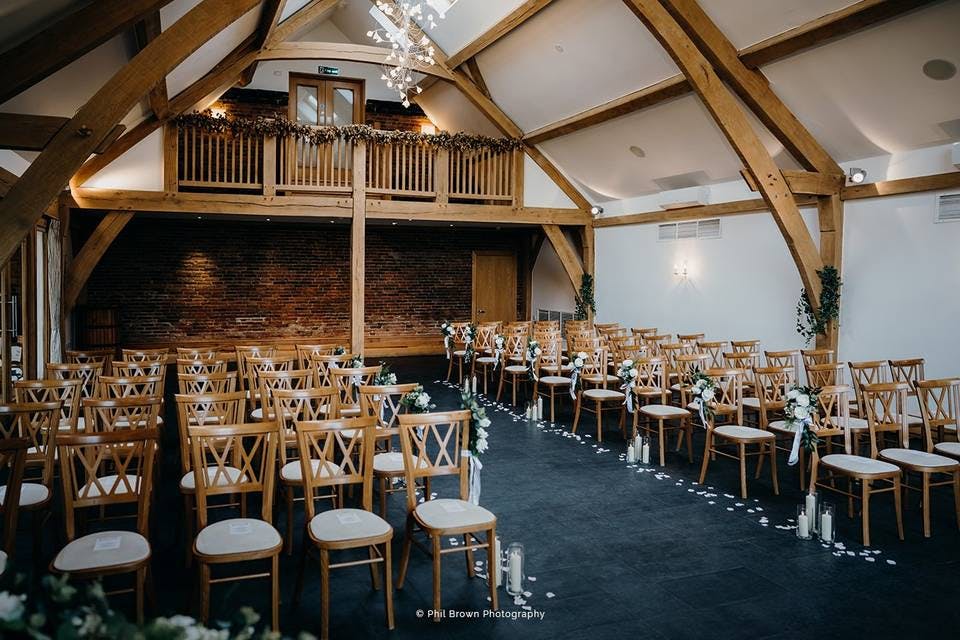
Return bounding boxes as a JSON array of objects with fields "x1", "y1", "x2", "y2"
[
  {"x1": 861, "y1": 479, "x2": 872, "y2": 547},
  {"x1": 768, "y1": 442, "x2": 779, "y2": 495},
  {"x1": 183, "y1": 495, "x2": 194, "y2": 568},
  {"x1": 658, "y1": 420, "x2": 666, "y2": 467},
  {"x1": 954, "y1": 471, "x2": 960, "y2": 531},
  {"x1": 596, "y1": 401, "x2": 603, "y2": 443},
  {"x1": 512, "y1": 375, "x2": 517, "y2": 406},
  {"x1": 738, "y1": 444, "x2": 748, "y2": 499},
  {"x1": 285, "y1": 487, "x2": 295, "y2": 555},
  {"x1": 550, "y1": 388, "x2": 556, "y2": 423},
  {"x1": 446, "y1": 356, "x2": 454, "y2": 382},
  {"x1": 922, "y1": 472, "x2": 931, "y2": 538},
  {"x1": 893, "y1": 476, "x2": 904, "y2": 541},
  {"x1": 384, "y1": 541, "x2": 395, "y2": 630},
  {"x1": 698, "y1": 433, "x2": 712, "y2": 484},
  {"x1": 799, "y1": 447, "x2": 806, "y2": 491},
  {"x1": 464, "y1": 534, "x2": 475, "y2": 577},
  {"x1": 369, "y1": 546, "x2": 382, "y2": 590},
  {"x1": 320, "y1": 549, "x2": 331, "y2": 640},
  {"x1": 496, "y1": 370, "x2": 505, "y2": 402},
  {"x1": 754, "y1": 444, "x2": 765, "y2": 479},
  {"x1": 487, "y1": 527, "x2": 499, "y2": 610},
  {"x1": 379, "y1": 477, "x2": 388, "y2": 519},
  {"x1": 135, "y1": 566, "x2": 146, "y2": 624},
  {"x1": 199, "y1": 561, "x2": 211, "y2": 625},
  {"x1": 431, "y1": 535, "x2": 442, "y2": 622},
  {"x1": 396, "y1": 517, "x2": 413, "y2": 589},
  {"x1": 271, "y1": 554, "x2": 280, "y2": 632},
  {"x1": 572, "y1": 397, "x2": 581, "y2": 433},
  {"x1": 685, "y1": 420, "x2": 693, "y2": 463}
]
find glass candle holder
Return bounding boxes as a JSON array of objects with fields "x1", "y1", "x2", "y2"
[
  {"x1": 505, "y1": 542, "x2": 525, "y2": 596},
  {"x1": 804, "y1": 491, "x2": 820, "y2": 534},
  {"x1": 796, "y1": 505, "x2": 812, "y2": 540},
  {"x1": 819, "y1": 502, "x2": 836, "y2": 543}
]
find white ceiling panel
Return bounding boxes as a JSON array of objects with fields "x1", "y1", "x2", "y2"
[
  {"x1": 0, "y1": 0, "x2": 83, "y2": 53},
  {"x1": 416, "y1": 81, "x2": 502, "y2": 137},
  {"x1": 425, "y1": 0, "x2": 528, "y2": 58},
  {"x1": 477, "y1": 0, "x2": 679, "y2": 132},
  {"x1": 697, "y1": 0, "x2": 859, "y2": 50}
]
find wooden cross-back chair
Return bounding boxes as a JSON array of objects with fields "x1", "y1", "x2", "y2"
[
  {"x1": 610, "y1": 335, "x2": 647, "y2": 365},
  {"x1": 764, "y1": 349, "x2": 800, "y2": 382},
  {"x1": 697, "y1": 369, "x2": 779, "y2": 500},
  {"x1": 255, "y1": 368, "x2": 313, "y2": 422},
  {"x1": 533, "y1": 335, "x2": 571, "y2": 423},
  {"x1": 272, "y1": 387, "x2": 340, "y2": 554},
  {"x1": 802, "y1": 348, "x2": 835, "y2": 370},
  {"x1": 53, "y1": 428, "x2": 159, "y2": 623},
  {"x1": 189, "y1": 423, "x2": 281, "y2": 631},
  {"x1": 121, "y1": 348, "x2": 168, "y2": 363},
  {"x1": 915, "y1": 378, "x2": 960, "y2": 456},
  {"x1": 731, "y1": 339, "x2": 760, "y2": 354},
  {"x1": 672, "y1": 352, "x2": 709, "y2": 407},
  {"x1": 572, "y1": 346, "x2": 626, "y2": 443},
  {"x1": 744, "y1": 366, "x2": 790, "y2": 430},
  {"x1": 471, "y1": 322, "x2": 501, "y2": 395},
  {"x1": 47, "y1": 362, "x2": 102, "y2": 399},
  {"x1": 245, "y1": 356, "x2": 295, "y2": 415},
  {"x1": 329, "y1": 365, "x2": 381, "y2": 418},
  {"x1": 295, "y1": 343, "x2": 339, "y2": 369},
  {"x1": 723, "y1": 351, "x2": 760, "y2": 395},
  {"x1": 0, "y1": 403, "x2": 61, "y2": 535},
  {"x1": 0, "y1": 436, "x2": 27, "y2": 575},
  {"x1": 66, "y1": 349, "x2": 114, "y2": 376},
  {"x1": 235, "y1": 345, "x2": 277, "y2": 393},
  {"x1": 697, "y1": 341, "x2": 729, "y2": 369},
  {"x1": 309, "y1": 353, "x2": 355, "y2": 388},
  {"x1": 95, "y1": 375, "x2": 163, "y2": 400},
  {"x1": 631, "y1": 327, "x2": 657, "y2": 337},
  {"x1": 176, "y1": 347, "x2": 224, "y2": 362},
  {"x1": 811, "y1": 383, "x2": 907, "y2": 546},
  {"x1": 15, "y1": 378, "x2": 82, "y2": 432},
  {"x1": 806, "y1": 362, "x2": 846, "y2": 387},
  {"x1": 395, "y1": 410, "x2": 498, "y2": 620},
  {"x1": 635, "y1": 357, "x2": 693, "y2": 466},
  {"x1": 496, "y1": 325, "x2": 529, "y2": 406},
  {"x1": 594, "y1": 322, "x2": 620, "y2": 332},
  {"x1": 291, "y1": 417, "x2": 394, "y2": 640},
  {"x1": 177, "y1": 371, "x2": 238, "y2": 395},
  {"x1": 677, "y1": 332, "x2": 705, "y2": 346},
  {"x1": 82, "y1": 397, "x2": 162, "y2": 433},
  {"x1": 848, "y1": 360, "x2": 891, "y2": 419},
  {"x1": 444, "y1": 322, "x2": 472, "y2": 383},
  {"x1": 889, "y1": 358, "x2": 925, "y2": 390},
  {"x1": 176, "y1": 358, "x2": 229, "y2": 376}
]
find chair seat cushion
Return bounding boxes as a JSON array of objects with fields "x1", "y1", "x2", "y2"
[
  {"x1": 714, "y1": 425, "x2": 774, "y2": 442},
  {"x1": 453, "y1": 350, "x2": 467, "y2": 356},
  {"x1": 583, "y1": 389, "x2": 625, "y2": 401},
  {"x1": 584, "y1": 374, "x2": 619, "y2": 384},
  {"x1": 540, "y1": 375, "x2": 571, "y2": 385},
  {"x1": 180, "y1": 466, "x2": 245, "y2": 491},
  {"x1": 767, "y1": 420, "x2": 796, "y2": 433},
  {"x1": 0, "y1": 482, "x2": 50, "y2": 507},
  {"x1": 415, "y1": 499, "x2": 495, "y2": 530},
  {"x1": 640, "y1": 404, "x2": 689, "y2": 418},
  {"x1": 308, "y1": 508, "x2": 392, "y2": 543},
  {"x1": 373, "y1": 452, "x2": 427, "y2": 474},
  {"x1": 53, "y1": 530, "x2": 150, "y2": 572},
  {"x1": 475, "y1": 357, "x2": 497, "y2": 364},
  {"x1": 821, "y1": 454, "x2": 900, "y2": 476},
  {"x1": 542, "y1": 364, "x2": 574, "y2": 374},
  {"x1": 249, "y1": 407, "x2": 277, "y2": 421},
  {"x1": 280, "y1": 459, "x2": 342, "y2": 483},
  {"x1": 879, "y1": 448, "x2": 959, "y2": 470},
  {"x1": 195, "y1": 518, "x2": 281, "y2": 556},
  {"x1": 505, "y1": 365, "x2": 528, "y2": 374},
  {"x1": 934, "y1": 442, "x2": 960, "y2": 459},
  {"x1": 743, "y1": 397, "x2": 761, "y2": 409}
]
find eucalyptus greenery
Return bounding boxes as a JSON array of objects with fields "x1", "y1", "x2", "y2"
[
  {"x1": 796, "y1": 266, "x2": 842, "y2": 344},
  {"x1": 574, "y1": 273, "x2": 596, "y2": 321}
]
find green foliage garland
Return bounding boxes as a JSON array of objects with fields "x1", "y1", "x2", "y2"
[
  {"x1": 175, "y1": 111, "x2": 522, "y2": 153},
  {"x1": 796, "y1": 266, "x2": 842, "y2": 344},
  {"x1": 574, "y1": 273, "x2": 596, "y2": 321}
]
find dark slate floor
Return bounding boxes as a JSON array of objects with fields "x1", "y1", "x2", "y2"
[{"x1": 12, "y1": 356, "x2": 960, "y2": 639}]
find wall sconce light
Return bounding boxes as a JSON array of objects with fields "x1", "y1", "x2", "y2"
[
  {"x1": 847, "y1": 167, "x2": 867, "y2": 184},
  {"x1": 673, "y1": 262, "x2": 688, "y2": 279},
  {"x1": 210, "y1": 107, "x2": 227, "y2": 119},
  {"x1": 420, "y1": 123, "x2": 436, "y2": 135}
]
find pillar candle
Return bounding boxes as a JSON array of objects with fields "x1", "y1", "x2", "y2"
[
  {"x1": 627, "y1": 444, "x2": 636, "y2": 463},
  {"x1": 805, "y1": 493, "x2": 818, "y2": 530},
  {"x1": 537, "y1": 397, "x2": 544, "y2": 420},
  {"x1": 820, "y1": 512, "x2": 833, "y2": 542},
  {"x1": 641, "y1": 441, "x2": 650, "y2": 464},
  {"x1": 472, "y1": 376, "x2": 478, "y2": 394},
  {"x1": 508, "y1": 550, "x2": 522, "y2": 593},
  {"x1": 798, "y1": 512, "x2": 809, "y2": 538}
]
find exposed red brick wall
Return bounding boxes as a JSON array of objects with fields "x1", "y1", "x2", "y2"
[{"x1": 80, "y1": 217, "x2": 528, "y2": 346}]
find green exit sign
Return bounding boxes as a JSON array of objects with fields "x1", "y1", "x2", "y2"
[{"x1": 318, "y1": 66, "x2": 340, "y2": 76}]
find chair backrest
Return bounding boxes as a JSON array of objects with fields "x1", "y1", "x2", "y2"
[
  {"x1": 236, "y1": 345, "x2": 277, "y2": 391},
  {"x1": 274, "y1": 387, "x2": 340, "y2": 469},
  {"x1": 57, "y1": 428, "x2": 159, "y2": 541},
  {"x1": 82, "y1": 397, "x2": 162, "y2": 433},
  {"x1": 358, "y1": 383, "x2": 419, "y2": 432},
  {"x1": 65, "y1": 349, "x2": 114, "y2": 376},
  {"x1": 46, "y1": 362, "x2": 102, "y2": 398},
  {"x1": 806, "y1": 362, "x2": 846, "y2": 387},
  {"x1": 397, "y1": 410, "x2": 472, "y2": 510},
  {"x1": 914, "y1": 378, "x2": 960, "y2": 453},
  {"x1": 176, "y1": 358, "x2": 229, "y2": 376},
  {"x1": 246, "y1": 356, "x2": 295, "y2": 409},
  {"x1": 631, "y1": 327, "x2": 657, "y2": 337},
  {"x1": 95, "y1": 375, "x2": 163, "y2": 399},
  {"x1": 764, "y1": 350, "x2": 800, "y2": 383},
  {"x1": 801, "y1": 348, "x2": 835, "y2": 368},
  {"x1": 753, "y1": 366, "x2": 791, "y2": 427},
  {"x1": 176, "y1": 347, "x2": 224, "y2": 361},
  {"x1": 296, "y1": 417, "x2": 377, "y2": 520},
  {"x1": 697, "y1": 341, "x2": 730, "y2": 369},
  {"x1": 309, "y1": 353, "x2": 356, "y2": 388},
  {"x1": 174, "y1": 391, "x2": 246, "y2": 475},
  {"x1": 703, "y1": 368, "x2": 744, "y2": 427},
  {"x1": 15, "y1": 379, "x2": 82, "y2": 432},
  {"x1": 731, "y1": 340, "x2": 760, "y2": 353},
  {"x1": 112, "y1": 361, "x2": 167, "y2": 389},
  {"x1": 330, "y1": 366, "x2": 382, "y2": 410},
  {"x1": 888, "y1": 358, "x2": 925, "y2": 391},
  {"x1": 449, "y1": 322, "x2": 471, "y2": 349},
  {"x1": 295, "y1": 343, "x2": 338, "y2": 369},
  {"x1": 474, "y1": 323, "x2": 500, "y2": 352},
  {"x1": 258, "y1": 368, "x2": 314, "y2": 420},
  {"x1": 189, "y1": 423, "x2": 278, "y2": 529},
  {"x1": 121, "y1": 348, "x2": 168, "y2": 363},
  {"x1": 723, "y1": 351, "x2": 760, "y2": 385},
  {"x1": 848, "y1": 360, "x2": 890, "y2": 415},
  {"x1": 564, "y1": 320, "x2": 592, "y2": 335},
  {"x1": 0, "y1": 403, "x2": 60, "y2": 486},
  {"x1": 808, "y1": 385, "x2": 854, "y2": 457},
  {"x1": 677, "y1": 333, "x2": 705, "y2": 345},
  {"x1": 640, "y1": 334, "x2": 670, "y2": 356},
  {"x1": 532, "y1": 320, "x2": 560, "y2": 333},
  {"x1": 633, "y1": 357, "x2": 666, "y2": 401},
  {"x1": 0, "y1": 436, "x2": 28, "y2": 561},
  {"x1": 177, "y1": 371, "x2": 238, "y2": 395},
  {"x1": 861, "y1": 382, "x2": 909, "y2": 457},
  {"x1": 501, "y1": 326, "x2": 529, "y2": 362},
  {"x1": 610, "y1": 335, "x2": 646, "y2": 363},
  {"x1": 674, "y1": 353, "x2": 709, "y2": 389},
  {"x1": 534, "y1": 334, "x2": 564, "y2": 371}
]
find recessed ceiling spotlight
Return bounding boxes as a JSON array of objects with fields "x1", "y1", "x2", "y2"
[
  {"x1": 554, "y1": 44, "x2": 564, "y2": 53},
  {"x1": 848, "y1": 167, "x2": 867, "y2": 184},
  {"x1": 391, "y1": 221, "x2": 397, "y2": 225},
  {"x1": 590, "y1": 206, "x2": 604, "y2": 216},
  {"x1": 922, "y1": 58, "x2": 957, "y2": 81},
  {"x1": 629, "y1": 145, "x2": 646, "y2": 158},
  {"x1": 265, "y1": 218, "x2": 271, "y2": 222}
]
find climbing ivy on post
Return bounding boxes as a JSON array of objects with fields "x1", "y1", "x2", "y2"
[
  {"x1": 796, "y1": 266, "x2": 842, "y2": 344},
  {"x1": 574, "y1": 273, "x2": 596, "y2": 321}
]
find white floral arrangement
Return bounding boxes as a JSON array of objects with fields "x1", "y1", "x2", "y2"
[
  {"x1": 345, "y1": 355, "x2": 364, "y2": 369},
  {"x1": 440, "y1": 320, "x2": 456, "y2": 358},
  {"x1": 785, "y1": 384, "x2": 821, "y2": 465},
  {"x1": 617, "y1": 359, "x2": 639, "y2": 412},
  {"x1": 461, "y1": 388, "x2": 491, "y2": 505},
  {"x1": 689, "y1": 370, "x2": 717, "y2": 425},
  {"x1": 492, "y1": 333, "x2": 506, "y2": 369},
  {"x1": 373, "y1": 362, "x2": 397, "y2": 385},
  {"x1": 526, "y1": 339, "x2": 542, "y2": 380},
  {"x1": 463, "y1": 323, "x2": 478, "y2": 364},
  {"x1": 401, "y1": 384, "x2": 435, "y2": 413},
  {"x1": 569, "y1": 350, "x2": 588, "y2": 399}
]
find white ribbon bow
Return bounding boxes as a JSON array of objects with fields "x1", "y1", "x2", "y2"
[
  {"x1": 569, "y1": 369, "x2": 579, "y2": 399},
  {"x1": 622, "y1": 380, "x2": 635, "y2": 413},
  {"x1": 463, "y1": 451, "x2": 482, "y2": 506},
  {"x1": 787, "y1": 417, "x2": 813, "y2": 466}
]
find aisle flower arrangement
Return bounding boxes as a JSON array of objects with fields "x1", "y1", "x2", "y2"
[
  {"x1": 617, "y1": 359, "x2": 639, "y2": 413},
  {"x1": 569, "y1": 351, "x2": 588, "y2": 399},
  {"x1": 332, "y1": 345, "x2": 346, "y2": 356},
  {"x1": 400, "y1": 384, "x2": 435, "y2": 413},
  {"x1": 689, "y1": 369, "x2": 717, "y2": 426},
  {"x1": 373, "y1": 362, "x2": 397, "y2": 385},
  {"x1": 785, "y1": 385, "x2": 822, "y2": 465},
  {"x1": 526, "y1": 339, "x2": 542, "y2": 381},
  {"x1": 463, "y1": 324, "x2": 478, "y2": 364},
  {"x1": 492, "y1": 334, "x2": 506, "y2": 369},
  {"x1": 461, "y1": 388, "x2": 491, "y2": 505},
  {"x1": 440, "y1": 321, "x2": 456, "y2": 359},
  {"x1": 345, "y1": 355, "x2": 364, "y2": 369}
]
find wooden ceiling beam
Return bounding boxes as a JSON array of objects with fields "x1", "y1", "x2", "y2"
[
  {"x1": 269, "y1": 0, "x2": 341, "y2": 45},
  {"x1": 0, "y1": 0, "x2": 174, "y2": 104},
  {"x1": 594, "y1": 195, "x2": 819, "y2": 227},
  {"x1": 525, "y1": 0, "x2": 937, "y2": 144},
  {"x1": 663, "y1": 0, "x2": 842, "y2": 175},
  {"x1": 258, "y1": 42, "x2": 454, "y2": 80},
  {"x1": 239, "y1": 0, "x2": 288, "y2": 86},
  {"x1": 134, "y1": 11, "x2": 170, "y2": 120},
  {"x1": 542, "y1": 224, "x2": 585, "y2": 289},
  {"x1": 841, "y1": 170, "x2": 960, "y2": 200},
  {"x1": 622, "y1": 0, "x2": 824, "y2": 303},
  {"x1": 0, "y1": 168, "x2": 17, "y2": 197},
  {"x1": 64, "y1": 211, "x2": 135, "y2": 313},
  {"x1": 464, "y1": 59, "x2": 491, "y2": 99},
  {"x1": 741, "y1": 168, "x2": 845, "y2": 196},
  {"x1": 0, "y1": 0, "x2": 261, "y2": 266},
  {"x1": 0, "y1": 114, "x2": 69, "y2": 151},
  {"x1": 446, "y1": 0, "x2": 557, "y2": 68}
]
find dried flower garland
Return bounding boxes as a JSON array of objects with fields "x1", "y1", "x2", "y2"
[{"x1": 175, "y1": 111, "x2": 522, "y2": 152}]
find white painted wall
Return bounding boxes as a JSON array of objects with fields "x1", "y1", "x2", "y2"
[
  {"x1": 84, "y1": 129, "x2": 164, "y2": 191},
  {"x1": 531, "y1": 242, "x2": 576, "y2": 320}
]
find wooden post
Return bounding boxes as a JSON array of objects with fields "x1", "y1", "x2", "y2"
[
  {"x1": 351, "y1": 142, "x2": 366, "y2": 355},
  {"x1": 163, "y1": 123, "x2": 178, "y2": 192},
  {"x1": 512, "y1": 148, "x2": 524, "y2": 209},
  {"x1": 815, "y1": 193, "x2": 843, "y2": 351},
  {"x1": 435, "y1": 147, "x2": 449, "y2": 204},
  {"x1": 262, "y1": 135, "x2": 276, "y2": 196}
]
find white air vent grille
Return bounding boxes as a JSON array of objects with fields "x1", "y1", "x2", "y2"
[
  {"x1": 657, "y1": 218, "x2": 722, "y2": 242},
  {"x1": 936, "y1": 194, "x2": 960, "y2": 223},
  {"x1": 537, "y1": 309, "x2": 574, "y2": 330}
]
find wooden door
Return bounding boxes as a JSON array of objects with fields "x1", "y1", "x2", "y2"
[
  {"x1": 472, "y1": 251, "x2": 517, "y2": 323},
  {"x1": 288, "y1": 73, "x2": 365, "y2": 126}
]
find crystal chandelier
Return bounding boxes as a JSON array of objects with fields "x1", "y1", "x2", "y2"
[{"x1": 367, "y1": 1, "x2": 446, "y2": 107}]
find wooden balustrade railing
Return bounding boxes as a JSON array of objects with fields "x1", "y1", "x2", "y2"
[{"x1": 172, "y1": 123, "x2": 521, "y2": 205}]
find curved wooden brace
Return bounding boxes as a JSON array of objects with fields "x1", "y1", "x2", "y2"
[
  {"x1": 542, "y1": 224, "x2": 585, "y2": 291},
  {"x1": 64, "y1": 212, "x2": 135, "y2": 313},
  {"x1": 0, "y1": 0, "x2": 261, "y2": 267}
]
